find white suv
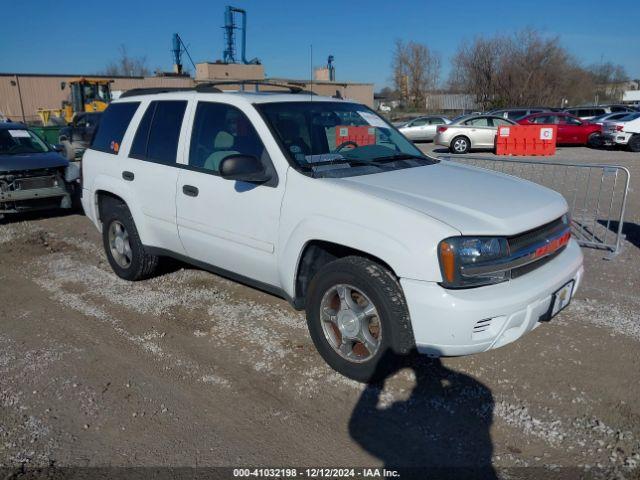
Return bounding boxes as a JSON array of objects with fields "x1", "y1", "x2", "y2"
[{"x1": 81, "y1": 84, "x2": 584, "y2": 382}]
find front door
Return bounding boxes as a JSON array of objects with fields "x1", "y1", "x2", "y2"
[{"x1": 175, "y1": 101, "x2": 285, "y2": 286}]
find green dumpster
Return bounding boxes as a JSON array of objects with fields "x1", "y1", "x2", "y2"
[{"x1": 30, "y1": 125, "x2": 62, "y2": 145}]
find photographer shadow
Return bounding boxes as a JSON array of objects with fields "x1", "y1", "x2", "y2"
[{"x1": 349, "y1": 353, "x2": 496, "y2": 479}]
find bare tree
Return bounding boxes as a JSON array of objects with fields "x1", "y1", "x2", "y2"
[
  {"x1": 449, "y1": 29, "x2": 601, "y2": 109},
  {"x1": 103, "y1": 45, "x2": 150, "y2": 77},
  {"x1": 588, "y1": 61, "x2": 629, "y2": 102},
  {"x1": 392, "y1": 40, "x2": 440, "y2": 108}
]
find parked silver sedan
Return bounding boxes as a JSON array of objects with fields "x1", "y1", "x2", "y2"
[
  {"x1": 434, "y1": 115, "x2": 516, "y2": 154},
  {"x1": 398, "y1": 115, "x2": 451, "y2": 141}
]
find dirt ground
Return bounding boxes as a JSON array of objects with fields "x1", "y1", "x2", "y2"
[{"x1": 0, "y1": 146, "x2": 639, "y2": 479}]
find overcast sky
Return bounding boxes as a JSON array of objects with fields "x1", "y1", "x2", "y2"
[{"x1": 3, "y1": 0, "x2": 639, "y2": 89}]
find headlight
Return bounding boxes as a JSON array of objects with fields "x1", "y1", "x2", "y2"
[{"x1": 438, "y1": 236, "x2": 510, "y2": 288}]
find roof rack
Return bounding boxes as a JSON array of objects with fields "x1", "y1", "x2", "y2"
[
  {"x1": 118, "y1": 80, "x2": 316, "y2": 99},
  {"x1": 119, "y1": 87, "x2": 214, "y2": 98},
  {"x1": 195, "y1": 80, "x2": 315, "y2": 95}
]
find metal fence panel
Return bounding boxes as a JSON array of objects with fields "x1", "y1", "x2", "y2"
[{"x1": 438, "y1": 155, "x2": 631, "y2": 257}]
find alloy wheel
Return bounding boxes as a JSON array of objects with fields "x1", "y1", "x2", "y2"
[{"x1": 319, "y1": 284, "x2": 382, "y2": 363}]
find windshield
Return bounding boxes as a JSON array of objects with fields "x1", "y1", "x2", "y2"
[
  {"x1": 0, "y1": 128, "x2": 50, "y2": 155},
  {"x1": 257, "y1": 102, "x2": 434, "y2": 177}
]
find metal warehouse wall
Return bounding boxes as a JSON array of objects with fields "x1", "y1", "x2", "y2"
[
  {"x1": 0, "y1": 73, "x2": 373, "y2": 122},
  {"x1": 425, "y1": 93, "x2": 478, "y2": 112},
  {"x1": 0, "y1": 74, "x2": 194, "y2": 123}
]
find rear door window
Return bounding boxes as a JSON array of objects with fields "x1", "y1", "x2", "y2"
[
  {"x1": 90, "y1": 102, "x2": 139, "y2": 154},
  {"x1": 464, "y1": 117, "x2": 490, "y2": 127},
  {"x1": 129, "y1": 100, "x2": 187, "y2": 165},
  {"x1": 533, "y1": 116, "x2": 556, "y2": 124},
  {"x1": 491, "y1": 118, "x2": 513, "y2": 127},
  {"x1": 506, "y1": 110, "x2": 526, "y2": 120}
]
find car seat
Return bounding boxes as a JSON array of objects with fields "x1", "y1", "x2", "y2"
[{"x1": 204, "y1": 131, "x2": 240, "y2": 172}]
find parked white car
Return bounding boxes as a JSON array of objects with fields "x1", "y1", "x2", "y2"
[
  {"x1": 398, "y1": 115, "x2": 451, "y2": 141},
  {"x1": 601, "y1": 112, "x2": 640, "y2": 151},
  {"x1": 81, "y1": 85, "x2": 584, "y2": 381}
]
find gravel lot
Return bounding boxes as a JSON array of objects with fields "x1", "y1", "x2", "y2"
[{"x1": 0, "y1": 146, "x2": 638, "y2": 478}]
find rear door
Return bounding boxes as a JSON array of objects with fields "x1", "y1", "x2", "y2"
[
  {"x1": 175, "y1": 101, "x2": 285, "y2": 286},
  {"x1": 463, "y1": 117, "x2": 495, "y2": 147},
  {"x1": 120, "y1": 99, "x2": 188, "y2": 253}
]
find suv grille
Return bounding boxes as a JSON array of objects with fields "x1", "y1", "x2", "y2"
[
  {"x1": 507, "y1": 217, "x2": 568, "y2": 279},
  {"x1": 15, "y1": 176, "x2": 58, "y2": 190},
  {"x1": 508, "y1": 217, "x2": 564, "y2": 253}
]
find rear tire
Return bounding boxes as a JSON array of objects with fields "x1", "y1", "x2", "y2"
[
  {"x1": 629, "y1": 134, "x2": 640, "y2": 153},
  {"x1": 450, "y1": 135, "x2": 470, "y2": 154},
  {"x1": 587, "y1": 132, "x2": 601, "y2": 148},
  {"x1": 101, "y1": 198, "x2": 159, "y2": 281},
  {"x1": 305, "y1": 256, "x2": 415, "y2": 383}
]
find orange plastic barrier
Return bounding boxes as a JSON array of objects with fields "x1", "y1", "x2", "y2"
[
  {"x1": 335, "y1": 125, "x2": 376, "y2": 148},
  {"x1": 496, "y1": 125, "x2": 557, "y2": 156}
]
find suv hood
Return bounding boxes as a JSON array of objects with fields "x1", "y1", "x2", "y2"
[
  {"x1": 0, "y1": 151, "x2": 69, "y2": 173},
  {"x1": 335, "y1": 161, "x2": 567, "y2": 235}
]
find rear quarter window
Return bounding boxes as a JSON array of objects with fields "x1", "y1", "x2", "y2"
[{"x1": 90, "y1": 102, "x2": 140, "y2": 154}]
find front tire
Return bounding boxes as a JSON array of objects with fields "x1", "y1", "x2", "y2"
[
  {"x1": 450, "y1": 135, "x2": 470, "y2": 154},
  {"x1": 305, "y1": 256, "x2": 415, "y2": 383},
  {"x1": 101, "y1": 199, "x2": 159, "y2": 281}
]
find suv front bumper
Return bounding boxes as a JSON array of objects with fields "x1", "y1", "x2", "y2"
[{"x1": 401, "y1": 238, "x2": 584, "y2": 357}]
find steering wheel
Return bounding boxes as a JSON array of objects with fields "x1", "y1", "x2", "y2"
[{"x1": 335, "y1": 141, "x2": 359, "y2": 152}]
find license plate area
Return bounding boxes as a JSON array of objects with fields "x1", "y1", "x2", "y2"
[{"x1": 540, "y1": 280, "x2": 574, "y2": 322}]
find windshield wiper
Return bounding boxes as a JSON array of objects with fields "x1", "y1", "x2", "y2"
[
  {"x1": 299, "y1": 158, "x2": 382, "y2": 168},
  {"x1": 371, "y1": 153, "x2": 435, "y2": 163}
]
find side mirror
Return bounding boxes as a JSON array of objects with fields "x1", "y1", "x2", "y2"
[{"x1": 219, "y1": 154, "x2": 271, "y2": 183}]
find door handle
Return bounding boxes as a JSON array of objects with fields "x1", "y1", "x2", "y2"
[
  {"x1": 182, "y1": 185, "x2": 199, "y2": 197},
  {"x1": 122, "y1": 171, "x2": 134, "y2": 181}
]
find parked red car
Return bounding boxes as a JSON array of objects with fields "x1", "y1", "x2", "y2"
[{"x1": 517, "y1": 112, "x2": 601, "y2": 145}]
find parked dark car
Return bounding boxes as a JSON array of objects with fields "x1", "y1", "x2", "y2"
[
  {"x1": 486, "y1": 107, "x2": 551, "y2": 121},
  {"x1": 0, "y1": 123, "x2": 74, "y2": 217},
  {"x1": 58, "y1": 112, "x2": 102, "y2": 160},
  {"x1": 563, "y1": 105, "x2": 635, "y2": 120},
  {"x1": 517, "y1": 112, "x2": 601, "y2": 145}
]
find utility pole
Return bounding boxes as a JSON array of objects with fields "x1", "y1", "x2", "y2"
[{"x1": 14, "y1": 75, "x2": 26, "y2": 123}]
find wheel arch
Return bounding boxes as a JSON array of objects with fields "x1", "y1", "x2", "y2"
[
  {"x1": 291, "y1": 239, "x2": 401, "y2": 309},
  {"x1": 91, "y1": 179, "x2": 147, "y2": 242},
  {"x1": 451, "y1": 134, "x2": 471, "y2": 151}
]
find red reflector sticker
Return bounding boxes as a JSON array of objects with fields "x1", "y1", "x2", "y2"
[{"x1": 534, "y1": 232, "x2": 571, "y2": 258}]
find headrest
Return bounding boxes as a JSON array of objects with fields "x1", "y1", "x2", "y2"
[{"x1": 214, "y1": 131, "x2": 234, "y2": 149}]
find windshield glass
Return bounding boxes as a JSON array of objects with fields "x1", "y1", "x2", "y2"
[
  {"x1": 257, "y1": 102, "x2": 434, "y2": 177},
  {"x1": 0, "y1": 128, "x2": 50, "y2": 155}
]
